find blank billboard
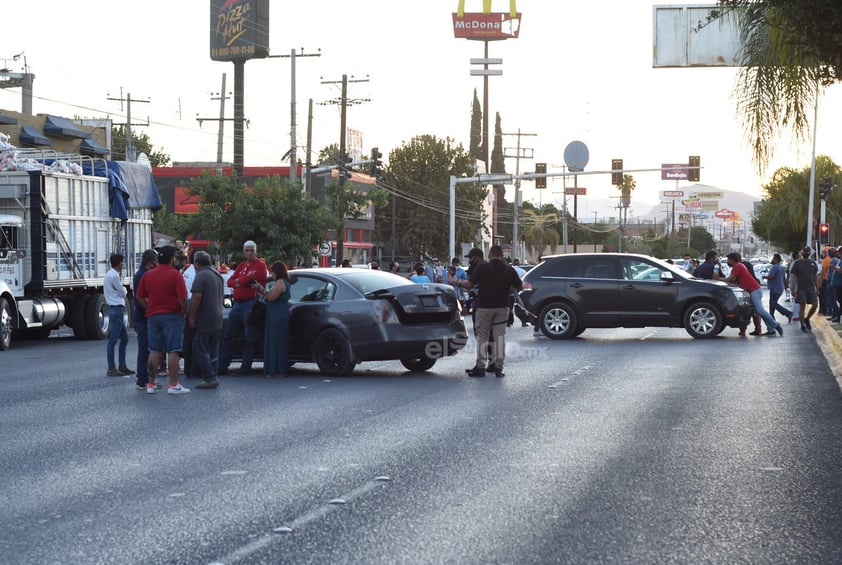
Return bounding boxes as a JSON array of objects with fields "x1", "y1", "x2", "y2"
[{"x1": 653, "y1": 4, "x2": 742, "y2": 68}]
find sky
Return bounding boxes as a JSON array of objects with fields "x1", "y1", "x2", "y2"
[{"x1": 2, "y1": 0, "x2": 840, "y2": 222}]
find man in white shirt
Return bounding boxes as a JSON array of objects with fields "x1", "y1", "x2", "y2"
[{"x1": 105, "y1": 253, "x2": 133, "y2": 377}]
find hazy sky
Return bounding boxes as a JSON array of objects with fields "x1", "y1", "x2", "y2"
[{"x1": 2, "y1": 0, "x2": 840, "y2": 217}]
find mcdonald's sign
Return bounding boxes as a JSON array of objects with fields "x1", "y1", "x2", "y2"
[{"x1": 453, "y1": 0, "x2": 521, "y2": 40}]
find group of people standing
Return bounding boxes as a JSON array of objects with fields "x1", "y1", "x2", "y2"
[
  {"x1": 104, "y1": 239, "x2": 292, "y2": 394},
  {"x1": 691, "y1": 247, "x2": 830, "y2": 336}
]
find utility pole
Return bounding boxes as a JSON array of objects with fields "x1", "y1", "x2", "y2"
[
  {"x1": 107, "y1": 89, "x2": 150, "y2": 162},
  {"x1": 269, "y1": 48, "x2": 320, "y2": 186},
  {"x1": 305, "y1": 98, "x2": 314, "y2": 196},
  {"x1": 320, "y1": 74, "x2": 370, "y2": 263},
  {"x1": 503, "y1": 129, "x2": 536, "y2": 260},
  {"x1": 196, "y1": 73, "x2": 233, "y2": 174},
  {"x1": 0, "y1": 53, "x2": 34, "y2": 115}
]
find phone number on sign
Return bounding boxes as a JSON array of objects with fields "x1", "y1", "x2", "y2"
[{"x1": 0, "y1": 265, "x2": 18, "y2": 275}]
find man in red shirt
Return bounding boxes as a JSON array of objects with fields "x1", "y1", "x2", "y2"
[
  {"x1": 717, "y1": 251, "x2": 783, "y2": 337},
  {"x1": 219, "y1": 240, "x2": 268, "y2": 374},
  {"x1": 135, "y1": 246, "x2": 191, "y2": 394}
]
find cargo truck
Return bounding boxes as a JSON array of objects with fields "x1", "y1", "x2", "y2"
[{"x1": 0, "y1": 153, "x2": 161, "y2": 350}]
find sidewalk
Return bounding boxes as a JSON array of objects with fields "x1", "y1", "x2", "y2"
[{"x1": 815, "y1": 316, "x2": 842, "y2": 387}]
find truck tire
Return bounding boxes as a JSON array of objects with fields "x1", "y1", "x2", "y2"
[
  {"x1": 0, "y1": 297, "x2": 12, "y2": 351},
  {"x1": 85, "y1": 293, "x2": 109, "y2": 340},
  {"x1": 72, "y1": 295, "x2": 89, "y2": 339}
]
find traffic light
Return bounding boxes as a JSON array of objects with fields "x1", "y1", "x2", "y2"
[
  {"x1": 820, "y1": 223, "x2": 831, "y2": 245},
  {"x1": 689, "y1": 155, "x2": 700, "y2": 182},
  {"x1": 535, "y1": 162, "x2": 547, "y2": 188},
  {"x1": 369, "y1": 147, "x2": 382, "y2": 177},
  {"x1": 611, "y1": 159, "x2": 623, "y2": 185},
  {"x1": 819, "y1": 177, "x2": 834, "y2": 199}
]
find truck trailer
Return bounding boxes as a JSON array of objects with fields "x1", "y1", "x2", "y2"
[{"x1": 0, "y1": 154, "x2": 161, "y2": 350}]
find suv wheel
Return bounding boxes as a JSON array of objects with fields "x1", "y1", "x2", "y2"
[
  {"x1": 684, "y1": 301, "x2": 722, "y2": 339},
  {"x1": 538, "y1": 302, "x2": 578, "y2": 339}
]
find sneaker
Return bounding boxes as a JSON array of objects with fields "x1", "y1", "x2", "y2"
[
  {"x1": 146, "y1": 383, "x2": 157, "y2": 394},
  {"x1": 118, "y1": 366, "x2": 135, "y2": 375},
  {"x1": 465, "y1": 367, "x2": 486, "y2": 377},
  {"x1": 196, "y1": 380, "x2": 219, "y2": 390},
  {"x1": 485, "y1": 364, "x2": 497, "y2": 373},
  {"x1": 775, "y1": 325, "x2": 783, "y2": 337},
  {"x1": 106, "y1": 368, "x2": 123, "y2": 377},
  {"x1": 137, "y1": 383, "x2": 162, "y2": 390},
  {"x1": 167, "y1": 383, "x2": 191, "y2": 395},
  {"x1": 805, "y1": 319, "x2": 812, "y2": 332},
  {"x1": 494, "y1": 368, "x2": 505, "y2": 378},
  {"x1": 801, "y1": 325, "x2": 809, "y2": 334}
]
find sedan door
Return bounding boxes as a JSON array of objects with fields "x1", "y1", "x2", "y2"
[
  {"x1": 287, "y1": 275, "x2": 335, "y2": 357},
  {"x1": 618, "y1": 257, "x2": 681, "y2": 326}
]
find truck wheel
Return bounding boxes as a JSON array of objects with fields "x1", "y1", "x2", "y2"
[
  {"x1": 85, "y1": 293, "x2": 109, "y2": 340},
  {"x1": 72, "y1": 295, "x2": 89, "y2": 339},
  {"x1": 0, "y1": 297, "x2": 12, "y2": 351}
]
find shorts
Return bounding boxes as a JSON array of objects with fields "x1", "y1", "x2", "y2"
[
  {"x1": 147, "y1": 312, "x2": 184, "y2": 353},
  {"x1": 795, "y1": 289, "x2": 818, "y2": 305}
]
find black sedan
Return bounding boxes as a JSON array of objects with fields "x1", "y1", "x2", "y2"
[
  {"x1": 224, "y1": 268, "x2": 468, "y2": 376},
  {"x1": 520, "y1": 253, "x2": 754, "y2": 339}
]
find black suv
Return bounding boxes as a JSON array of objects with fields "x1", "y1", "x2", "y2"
[{"x1": 520, "y1": 253, "x2": 754, "y2": 339}]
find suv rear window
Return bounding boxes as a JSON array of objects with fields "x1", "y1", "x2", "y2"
[{"x1": 535, "y1": 256, "x2": 619, "y2": 279}]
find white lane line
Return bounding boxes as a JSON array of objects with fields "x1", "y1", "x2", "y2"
[{"x1": 211, "y1": 479, "x2": 384, "y2": 564}]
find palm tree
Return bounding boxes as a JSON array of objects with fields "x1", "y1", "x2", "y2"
[
  {"x1": 729, "y1": 2, "x2": 836, "y2": 174},
  {"x1": 521, "y1": 208, "x2": 560, "y2": 259},
  {"x1": 618, "y1": 174, "x2": 636, "y2": 209}
]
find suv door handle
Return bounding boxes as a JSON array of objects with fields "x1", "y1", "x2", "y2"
[{"x1": 570, "y1": 282, "x2": 583, "y2": 288}]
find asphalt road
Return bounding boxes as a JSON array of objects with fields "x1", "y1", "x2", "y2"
[{"x1": 2, "y1": 319, "x2": 842, "y2": 564}]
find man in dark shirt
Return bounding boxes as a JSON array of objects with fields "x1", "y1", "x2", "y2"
[
  {"x1": 692, "y1": 250, "x2": 719, "y2": 279},
  {"x1": 456, "y1": 245, "x2": 522, "y2": 378}
]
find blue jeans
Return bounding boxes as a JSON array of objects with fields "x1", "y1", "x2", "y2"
[
  {"x1": 220, "y1": 298, "x2": 257, "y2": 370},
  {"x1": 134, "y1": 320, "x2": 149, "y2": 385},
  {"x1": 106, "y1": 305, "x2": 128, "y2": 369},
  {"x1": 193, "y1": 328, "x2": 221, "y2": 380},
  {"x1": 750, "y1": 288, "x2": 779, "y2": 331},
  {"x1": 768, "y1": 290, "x2": 791, "y2": 321}
]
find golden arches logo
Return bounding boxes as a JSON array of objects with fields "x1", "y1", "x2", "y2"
[{"x1": 456, "y1": 0, "x2": 517, "y2": 18}]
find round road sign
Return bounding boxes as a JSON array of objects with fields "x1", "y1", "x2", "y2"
[
  {"x1": 564, "y1": 140, "x2": 589, "y2": 172},
  {"x1": 318, "y1": 241, "x2": 332, "y2": 256}
]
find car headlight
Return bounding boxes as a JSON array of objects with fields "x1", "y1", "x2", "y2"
[
  {"x1": 371, "y1": 300, "x2": 399, "y2": 324},
  {"x1": 729, "y1": 287, "x2": 751, "y2": 304}
]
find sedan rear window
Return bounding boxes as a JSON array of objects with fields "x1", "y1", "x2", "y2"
[{"x1": 337, "y1": 271, "x2": 415, "y2": 294}]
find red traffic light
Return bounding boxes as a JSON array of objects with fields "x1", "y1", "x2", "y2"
[{"x1": 820, "y1": 223, "x2": 831, "y2": 244}]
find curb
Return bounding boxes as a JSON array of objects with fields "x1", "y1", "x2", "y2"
[{"x1": 814, "y1": 317, "x2": 842, "y2": 390}]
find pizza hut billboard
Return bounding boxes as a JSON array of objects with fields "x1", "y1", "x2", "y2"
[
  {"x1": 210, "y1": 0, "x2": 270, "y2": 61},
  {"x1": 453, "y1": 0, "x2": 521, "y2": 40}
]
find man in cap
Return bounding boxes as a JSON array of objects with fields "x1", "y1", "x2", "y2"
[
  {"x1": 135, "y1": 245, "x2": 190, "y2": 394},
  {"x1": 789, "y1": 246, "x2": 821, "y2": 332},
  {"x1": 219, "y1": 240, "x2": 268, "y2": 374},
  {"x1": 455, "y1": 245, "x2": 523, "y2": 378}
]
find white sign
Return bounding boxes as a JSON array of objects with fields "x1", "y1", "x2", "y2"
[{"x1": 318, "y1": 241, "x2": 332, "y2": 256}]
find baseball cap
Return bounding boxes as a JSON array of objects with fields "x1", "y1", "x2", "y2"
[
  {"x1": 158, "y1": 245, "x2": 176, "y2": 263},
  {"x1": 465, "y1": 247, "x2": 483, "y2": 259}
]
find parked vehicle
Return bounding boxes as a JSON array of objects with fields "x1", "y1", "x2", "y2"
[
  {"x1": 519, "y1": 253, "x2": 754, "y2": 339},
  {"x1": 223, "y1": 268, "x2": 467, "y2": 376},
  {"x1": 0, "y1": 155, "x2": 160, "y2": 350}
]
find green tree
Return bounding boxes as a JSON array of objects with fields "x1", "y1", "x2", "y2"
[
  {"x1": 373, "y1": 135, "x2": 482, "y2": 260},
  {"x1": 172, "y1": 172, "x2": 336, "y2": 264},
  {"x1": 469, "y1": 89, "x2": 482, "y2": 162},
  {"x1": 490, "y1": 112, "x2": 508, "y2": 244},
  {"x1": 751, "y1": 155, "x2": 842, "y2": 249},
  {"x1": 111, "y1": 125, "x2": 171, "y2": 166}
]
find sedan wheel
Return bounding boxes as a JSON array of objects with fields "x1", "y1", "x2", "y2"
[
  {"x1": 400, "y1": 356, "x2": 437, "y2": 372},
  {"x1": 684, "y1": 301, "x2": 722, "y2": 339},
  {"x1": 313, "y1": 328, "x2": 355, "y2": 376},
  {"x1": 538, "y1": 302, "x2": 578, "y2": 339}
]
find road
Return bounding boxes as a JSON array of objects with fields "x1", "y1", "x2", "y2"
[{"x1": 2, "y1": 320, "x2": 842, "y2": 564}]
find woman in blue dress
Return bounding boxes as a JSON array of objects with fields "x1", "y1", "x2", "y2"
[{"x1": 257, "y1": 260, "x2": 291, "y2": 378}]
